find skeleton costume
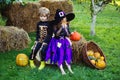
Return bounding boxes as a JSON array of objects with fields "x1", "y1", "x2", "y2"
[
  {"x1": 29, "y1": 21, "x2": 54, "y2": 61},
  {"x1": 29, "y1": 7, "x2": 58, "y2": 70}
]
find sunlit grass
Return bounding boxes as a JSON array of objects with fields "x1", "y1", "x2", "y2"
[
  {"x1": 110, "y1": 1, "x2": 120, "y2": 6},
  {"x1": 116, "y1": 1, "x2": 120, "y2": 5}
]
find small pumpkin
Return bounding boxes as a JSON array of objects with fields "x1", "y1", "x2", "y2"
[
  {"x1": 96, "y1": 60, "x2": 106, "y2": 69},
  {"x1": 70, "y1": 31, "x2": 81, "y2": 41},
  {"x1": 16, "y1": 53, "x2": 28, "y2": 66},
  {"x1": 87, "y1": 50, "x2": 94, "y2": 56},
  {"x1": 100, "y1": 56, "x2": 104, "y2": 61},
  {"x1": 90, "y1": 60, "x2": 96, "y2": 65},
  {"x1": 94, "y1": 52, "x2": 101, "y2": 59}
]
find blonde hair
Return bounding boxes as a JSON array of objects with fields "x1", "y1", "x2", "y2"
[{"x1": 39, "y1": 7, "x2": 50, "y2": 17}]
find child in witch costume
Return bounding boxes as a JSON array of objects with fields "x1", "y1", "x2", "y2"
[
  {"x1": 45, "y1": 9, "x2": 75, "y2": 75},
  {"x1": 29, "y1": 7, "x2": 54, "y2": 70}
]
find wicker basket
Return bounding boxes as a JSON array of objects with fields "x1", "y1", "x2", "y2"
[{"x1": 81, "y1": 41, "x2": 106, "y2": 69}]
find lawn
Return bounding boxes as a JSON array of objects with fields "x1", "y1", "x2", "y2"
[{"x1": 0, "y1": 1, "x2": 120, "y2": 80}]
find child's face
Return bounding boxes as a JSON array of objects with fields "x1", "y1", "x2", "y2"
[
  {"x1": 39, "y1": 14, "x2": 48, "y2": 21},
  {"x1": 61, "y1": 17, "x2": 67, "y2": 24}
]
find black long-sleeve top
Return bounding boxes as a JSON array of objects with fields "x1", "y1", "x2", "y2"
[{"x1": 36, "y1": 21, "x2": 55, "y2": 44}]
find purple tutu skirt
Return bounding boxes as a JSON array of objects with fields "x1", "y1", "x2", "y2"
[{"x1": 45, "y1": 37, "x2": 72, "y2": 66}]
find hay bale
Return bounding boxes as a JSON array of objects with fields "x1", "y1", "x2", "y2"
[
  {"x1": 0, "y1": 26, "x2": 31, "y2": 52},
  {"x1": 40, "y1": 0, "x2": 73, "y2": 20},
  {"x1": 2, "y1": 2, "x2": 41, "y2": 33},
  {"x1": 2, "y1": 1, "x2": 73, "y2": 32},
  {"x1": 72, "y1": 35, "x2": 87, "y2": 63}
]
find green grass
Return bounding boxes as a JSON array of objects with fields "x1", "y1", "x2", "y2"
[{"x1": 0, "y1": 1, "x2": 120, "y2": 80}]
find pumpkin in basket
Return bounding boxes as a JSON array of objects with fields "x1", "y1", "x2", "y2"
[
  {"x1": 94, "y1": 52, "x2": 101, "y2": 58},
  {"x1": 70, "y1": 31, "x2": 81, "y2": 41},
  {"x1": 87, "y1": 51, "x2": 106, "y2": 69},
  {"x1": 87, "y1": 50, "x2": 94, "y2": 56},
  {"x1": 82, "y1": 41, "x2": 106, "y2": 69},
  {"x1": 100, "y1": 56, "x2": 104, "y2": 61},
  {"x1": 90, "y1": 60, "x2": 96, "y2": 65},
  {"x1": 16, "y1": 53, "x2": 28, "y2": 66},
  {"x1": 96, "y1": 60, "x2": 106, "y2": 69}
]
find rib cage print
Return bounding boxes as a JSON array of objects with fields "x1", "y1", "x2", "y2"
[{"x1": 39, "y1": 26, "x2": 47, "y2": 42}]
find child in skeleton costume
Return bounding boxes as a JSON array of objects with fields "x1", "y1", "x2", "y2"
[
  {"x1": 45, "y1": 9, "x2": 75, "y2": 75},
  {"x1": 29, "y1": 7, "x2": 54, "y2": 70}
]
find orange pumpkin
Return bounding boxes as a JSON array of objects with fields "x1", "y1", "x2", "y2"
[
  {"x1": 94, "y1": 52, "x2": 101, "y2": 58},
  {"x1": 70, "y1": 31, "x2": 81, "y2": 41},
  {"x1": 16, "y1": 53, "x2": 28, "y2": 66}
]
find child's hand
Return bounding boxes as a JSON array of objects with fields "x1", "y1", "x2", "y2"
[{"x1": 42, "y1": 42, "x2": 47, "y2": 46}]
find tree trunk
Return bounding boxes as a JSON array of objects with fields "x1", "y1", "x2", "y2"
[
  {"x1": 90, "y1": 0, "x2": 96, "y2": 36},
  {"x1": 91, "y1": 14, "x2": 96, "y2": 36},
  {"x1": 90, "y1": 0, "x2": 111, "y2": 36},
  {"x1": 90, "y1": 0, "x2": 104, "y2": 36}
]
